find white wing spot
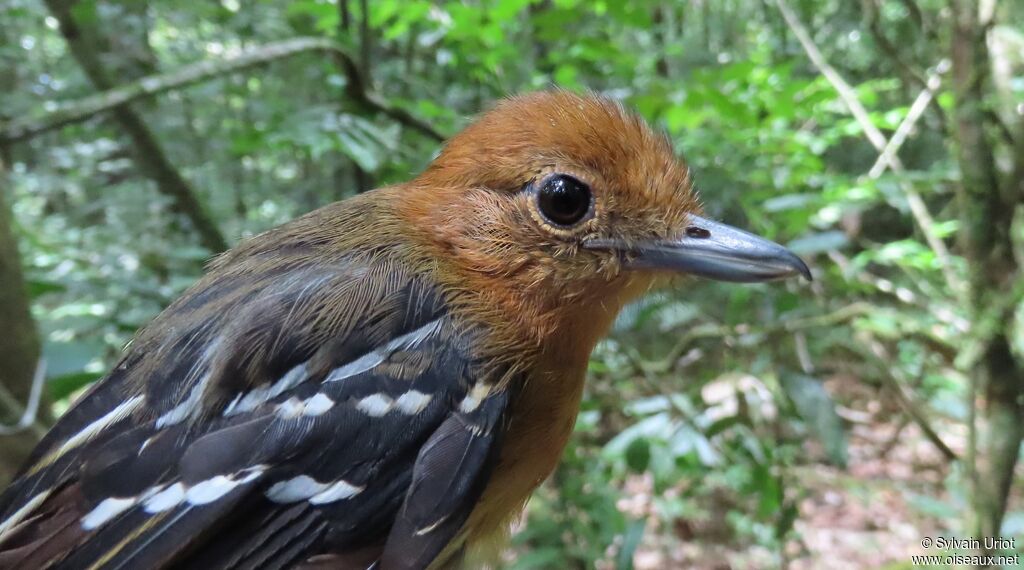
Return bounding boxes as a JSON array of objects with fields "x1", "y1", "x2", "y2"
[
  {"x1": 157, "y1": 373, "x2": 211, "y2": 428},
  {"x1": 157, "y1": 337, "x2": 224, "y2": 427},
  {"x1": 225, "y1": 363, "x2": 309, "y2": 416},
  {"x1": 458, "y1": 383, "x2": 492, "y2": 414},
  {"x1": 395, "y1": 390, "x2": 432, "y2": 415},
  {"x1": 303, "y1": 393, "x2": 334, "y2": 416},
  {"x1": 266, "y1": 475, "x2": 363, "y2": 505},
  {"x1": 309, "y1": 480, "x2": 364, "y2": 504},
  {"x1": 86, "y1": 467, "x2": 267, "y2": 522},
  {"x1": 390, "y1": 319, "x2": 443, "y2": 351},
  {"x1": 324, "y1": 351, "x2": 384, "y2": 383},
  {"x1": 81, "y1": 497, "x2": 137, "y2": 530},
  {"x1": 185, "y1": 475, "x2": 237, "y2": 505},
  {"x1": 235, "y1": 466, "x2": 266, "y2": 483},
  {"x1": 276, "y1": 397, "x2": 305, "y2": 419},
  {"x1": 184, "y1": 466, "x2": 265, "y2": 506},
  {"x1": 266, "y1": 475, "x2": 326, "y2": 503},
  {"x1": 275, "y1": 393, "x2": 334, "y2": 419},
  {"x1": 415, "y1": 515, "x2": 448, "y2": 536},
  {"x1": 143, "y1": 482, "x2": 186, "y2": 513},
  {"x1": 139, "y1": 435, "x2": 157, "y2": 454},
  {"x1": 356, "y1": 394, "x2": 394, "y2": 417}
]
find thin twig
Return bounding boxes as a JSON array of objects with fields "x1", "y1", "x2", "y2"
[
  {"x1": 649, "y1": 302, "x2": 874, "y2": 373},
  {"x1": 0, "y1": 359, "x2": 47, "y2": 437},
  {"x1": 858, "y1": 335, "x2": 959, "y2": 462},
  {"x1": 774, "y1": 0, "x2": 964, "y2": 298},
  {"x1": 878, "y1": 416, "x2": 911, "y2": 458},
  {"x1": 826, "y1": 250, "x2": 969, "y2": 334},
  {"x1": 861, "y1": 0, "x2": 949, "y2": 134},
  {"x1": 0, "y1": 37, "x2": 444, "y2": 145},
  {"x1": 867, "y1": 72, "x2": 943, "y2": 179},
  {"x1": 793, "y1": 331, "x2": 814, "y2": 374}
]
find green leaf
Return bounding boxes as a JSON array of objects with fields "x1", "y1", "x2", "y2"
[
  {"x1": 70, "y1": 0, "x2": 99, "y2": 25},
  {"x1": 27, "y1": 279, "x2": 66, "y2": 297},
  {"x1": 669, "y1": 425, "x2": 719, "y2": 466},
  {"x1": 494, "y1": 0, "x2": 533, "y2": 21},
  {"x1": 553, "y1": 64, "x2": 580, "y2": 89},
  {"x1": 42, "y1": 339, "x2": 104, "y2": 379},
  {"x1": 229, "y1": 131, "x2": 265, "y2": 156},
  {"x1": 616, "y1": 519, "x2": 646, "y2": 570},
  {"x1": 604, "y1": 412, "x2": 676, "y2": 457},
  {"x1": 907, "y1": 492, "x2": 960, "y2": 519},
  {"x1": 762, "y1": 193, "x2": 820, "y2": 213},
  {"x1": 336, "y1": 130, "x2": 380, "y2": 172},
  {"x1": 780, "y1": 373, "x2": 848, "y2": 467},
  {"x1": 49, "y1": 371, "x2": 104, "y2": 401},
  {"x1": 776, "y1": 502, "x2": 799, "y2": 539},
  {"x1": 511, "y1": 548, "x2": 565, "y2": 570},
  {"x1": 285, "y1": 0, "x2": 339, "y2": 32},
  {"x1": 786, "y1": 230, "x2": 849, "y2": 255},
  {"x1": 624, "y1": 437, "x2": 651, "y2": 473}
]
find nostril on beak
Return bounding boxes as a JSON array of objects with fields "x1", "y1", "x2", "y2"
[{"x1": 685, "y1": 226, "x2": 711, "y2": 239}]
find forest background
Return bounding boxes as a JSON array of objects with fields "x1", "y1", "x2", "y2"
[{"x1": 1, "y1": 1, "x2": 1023, "y2": 568}]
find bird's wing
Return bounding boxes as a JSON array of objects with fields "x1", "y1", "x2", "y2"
[{"x1": 0, "y1": 251, "x2": 511, "y2": 570}]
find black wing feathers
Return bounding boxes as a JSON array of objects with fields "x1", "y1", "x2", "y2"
[
  {"x1": 0, "y1": 246, "x2": 512, "y2": 570},
  {"x1": 380, "y1": 389, "x2": 509, "y2": 569}
]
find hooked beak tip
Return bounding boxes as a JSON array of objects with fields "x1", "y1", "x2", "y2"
[{"x1": 792, "y1": 255, "x2": 813, "y2": 282}]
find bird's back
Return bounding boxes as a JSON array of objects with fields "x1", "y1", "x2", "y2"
[{"x1": 0, "y1": 190, "x2": 519, "y2": 569}]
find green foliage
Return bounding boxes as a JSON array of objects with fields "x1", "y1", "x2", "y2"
[
  {"x1": 780, "y1": 372, "x2": 848, "y2": 468},
  {"x1": 4, "y1": 0, "x2": 1022, "y2": 567}
]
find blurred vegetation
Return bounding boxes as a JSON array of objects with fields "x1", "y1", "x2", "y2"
[{"x1": 1, "y1": 0, "x2": 1023, "y2": 568}]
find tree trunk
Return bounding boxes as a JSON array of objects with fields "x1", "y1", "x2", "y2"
[
  {"x1": 0, "y1": 162, "x2": 48, "y2": 484},
  {"x1": 949, "y1": 0, "x2": 1024, "y2": 548}
]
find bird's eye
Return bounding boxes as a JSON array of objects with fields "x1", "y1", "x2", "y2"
[{"x1": 536, "y1": 174, "x2": 592, "y2": 227}]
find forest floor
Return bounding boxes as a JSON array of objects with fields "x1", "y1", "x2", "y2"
[{"x1": 633, "y1": 375, "x2": 971, "y2": 570}]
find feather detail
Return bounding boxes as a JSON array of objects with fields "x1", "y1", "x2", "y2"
[
  {"x1": 0, "y1": 91, "x2": 699, "y2": 568},
  {"x1": 0, "y1": 199, "x2": 508, "y2": 567}
]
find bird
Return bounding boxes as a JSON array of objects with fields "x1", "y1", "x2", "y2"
[{"x1": 0, "y1": 90, "x2": 809, "y2": 569}]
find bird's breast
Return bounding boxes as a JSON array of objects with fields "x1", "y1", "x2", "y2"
[
  {"x1": 462, "y1": 352, "x2": 588, "y2": 559},
  {"x1": 458, "y1": 288, "x2": 633, "y2": 561}
]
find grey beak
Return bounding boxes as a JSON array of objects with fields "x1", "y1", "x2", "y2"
[{"x1": 586, "y1": 215, "x2": 811, "y2": 283}]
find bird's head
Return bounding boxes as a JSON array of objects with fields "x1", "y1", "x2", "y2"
[{"x1": 400, "y1": 91, "x2": 809, "y2": 344}]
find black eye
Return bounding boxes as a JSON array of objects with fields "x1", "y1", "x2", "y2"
[{"x1": 536, "y1": 174, "x2": 592, "y2": 227}]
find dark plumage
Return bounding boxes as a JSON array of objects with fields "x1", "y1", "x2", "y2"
[{"x1": 0, "y1": 91, "x2": 808, "y2": 569}]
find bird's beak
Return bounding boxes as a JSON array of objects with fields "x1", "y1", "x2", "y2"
[{"x1": 586, "y1": 215, "x2": 811, "y2": 283}]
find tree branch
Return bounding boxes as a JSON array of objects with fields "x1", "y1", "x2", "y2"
[
  {"x1": 0, "y1": 162, "x2": 49, "y2": 484},
  {"x1": 861, "y1": 0, "x2": 949, "y2": 133},
  {"x1": 774, "y1": 0, "x2": 965, "y2": 298},
  {"x1": 861, "y1": 0, "x2": 928, "y2": 89},
  {"x1": 826, "y1": 250, "x2": 969, "y2": 335},
  {"x1": 1, "y1": 37, "x2": 444, "y2": 145},
  {"x1": 866, "y1": 70, "x2": 943, "y2": 179},
  {"x1": 43, "y1": 0, "x2": 228, "y2": 253},
  {"x1": 648, "y1": 302, "x2": 876, "y2": 374},
  {"x1": 0, "y1": 359, "x2": 47, "y2": 437},
  {"x1": 858, "y1": 335, "x2": 959, "y2": 462}
]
